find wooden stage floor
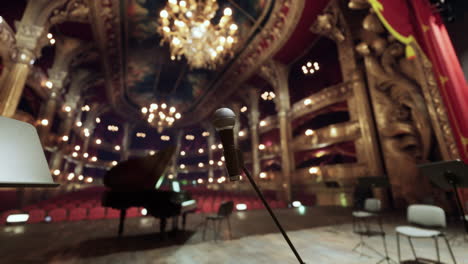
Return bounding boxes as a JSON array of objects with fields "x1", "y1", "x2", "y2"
[{"x1": 1, "y1": 206, "x2": 466, "y2": 263}]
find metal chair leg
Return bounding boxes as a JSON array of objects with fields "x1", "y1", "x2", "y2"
[
  {"x1": 434, "y1": 237, "x2": 440, "y2": 263},
  {"x1": 202, "y1": 219, "x2": 207, "y2": 240},
  {"x1": 443, "y1": 235, "x2": 458, "y2": 264},
  {"x1": 397, "y1": 233, "x2": 401, "y2": 263},
  {"x1": 408, "y1": 237, "x2": 418, "y2": 260},
  {"x1": 227, "y1": 217, "x2": 232, "y2": 239}
]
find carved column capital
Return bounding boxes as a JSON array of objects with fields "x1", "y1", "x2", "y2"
[
  {"x1": 14, "y1": 21, "x2": 44, "y2": 56},
  {"x1": 48, "y1": 69, "x2": 68, "y2": 90}
]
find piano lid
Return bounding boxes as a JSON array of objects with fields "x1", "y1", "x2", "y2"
[{"x1": 103, "y1": 146, "x2": 176, "y2": 191}]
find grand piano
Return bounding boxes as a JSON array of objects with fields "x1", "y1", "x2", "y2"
[{"x1": 102, "y1": 146, "x2": 197, "y2": 236}]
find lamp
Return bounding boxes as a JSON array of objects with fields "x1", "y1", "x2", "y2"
[{"x1": 0, "y1": 116, "x2": 58, "y2": 187}]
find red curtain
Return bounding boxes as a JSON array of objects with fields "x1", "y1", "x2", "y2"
[{"x1": 409, "y1": 0, "x2": 468, "y2": 163}]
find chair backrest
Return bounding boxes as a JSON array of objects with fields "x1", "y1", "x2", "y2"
[
  {"x1": 217, "y1": 201, "x2": 234, "y2": 217},
  {"x1": 407, "y1": 204, "x2": 446, "y2": 228},
  {"x1": 364, "y1": 198, "x2": 381, "y2": 213}
]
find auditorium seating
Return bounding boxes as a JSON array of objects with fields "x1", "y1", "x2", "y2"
[{"x1": 0, "y1": 186, "x2": 298, "y2": 225}]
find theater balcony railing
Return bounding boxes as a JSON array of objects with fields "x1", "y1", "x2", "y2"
[{"x1": 291, "y1": 121, "x2": 360, "y2": 152}]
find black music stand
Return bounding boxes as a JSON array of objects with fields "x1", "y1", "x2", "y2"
[{"x1": 418, "y1": 160, "x2": 468, "y2": 235}]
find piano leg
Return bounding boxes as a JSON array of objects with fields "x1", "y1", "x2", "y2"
[
  {"x1": 171, "y1": 216, "x2": 179, "y2": 231},
  {"x1": 118, "y1": 209, "x2": 127, "y2": 236},
  {"x1": 182, "y1": 212, "x2": 187, "y2": 230},
  {"x1": 160, "y1": 217, "x2": 167, "y2": 236}
]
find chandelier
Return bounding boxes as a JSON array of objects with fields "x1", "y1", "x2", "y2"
[
  {"x1": 157, "y1": 0, "x2": 238, "y2": 69},
  {"x1": 141, "y1": 103, "x2": 181, "y2": 132}
]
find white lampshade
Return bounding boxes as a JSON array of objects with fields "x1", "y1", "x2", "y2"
[{"x1": 0, "y1": 116, "x2": 58, "y2": 187}]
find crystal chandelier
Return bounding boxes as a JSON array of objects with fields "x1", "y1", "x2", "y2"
[
  {"x1": 157, "y1": 0, "x2": 238, "y2": 69},
  {"x1": 141, "y1": 103, "x2": 181, "y2": 132}
]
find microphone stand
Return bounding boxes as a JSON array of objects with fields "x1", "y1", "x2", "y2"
[{"x1": 241, "y1": 165, "x2": 306, "y2": 264}]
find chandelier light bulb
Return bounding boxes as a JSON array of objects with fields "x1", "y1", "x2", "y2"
[
  {"x1": 224, "y1": 8, "x2": 232, "y2": 16},
  {"x1": 83, "y1": 153, "x2": 89, "y2": 158},
  {"x1": 160, "y1": 10, "x2": 168, "y2": 18},
  {"x1": 74, "y1": 145, "x2": 80, "y2": 151},
  {"x1": 95, "y1": 139, "x2": 102, "y2": 144},
  {"x1": 41, "y1": 119, "x2": 49, "y2": 126},
  {"x1": 62, "y1": 135, "x2": 69, "y2": 142}
]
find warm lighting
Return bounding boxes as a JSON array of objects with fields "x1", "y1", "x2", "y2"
[
  {"x1": 83, "y1": 128, "x2": 90, "y2": 137},
  {"x1": 95, "y1": 139, "x2": 102, "y2": 145},
  {"x1": 198, "y1": 148, "x2": 204, "y2": 154},
  {"x1": 221, "y1": 156, "x2": 225, "y2": 162},
  {"x1": 185, "y1": 134, "x2": 195, "y2": 141},
  {"x1": 292, "y1": 201, "x2": 302, "y2": 208},
  {"x1": 161, "y1": 135, "x2": 170, "y2": 141},
  {"x1": 197, "y1": 178, "x2": 204, "y2": 184},
  {"x1": 175, "y1": 113, "x2": 182, "y2": 119},
  {"x1": 62, "y1": 135, "x2": 69, "y2": 142},
  {"x1": 111, "y1": 161, "x2": 118, "y2": 166},
  {"x1": 149, "y1": 150, "x2": 156, "y2": 156},
  {"x1": 302, "y1": 61, "x2": 320, "y2": 75},
  {"x1": 330, "y1": 127, "x2": 338, "y2": 136},
  {"x1": 202, "y1": 131, "x2": 210, "y2": 137},
  {"x1": 208, "y1": 177, "x2": 213, "y2": 183},
  {"x1": 180, "y1": 164, "x2": 186, "y2": 169},
  {"x1": 304, "y1": 98, "x2": 312, "y2": 105},
  {"x1": 114, "y1": 145, "x2": 121, "y2": 151},
  {"x1": 143, "y1": 102, "x2": 178, "y2": 132},
  {"x1": 74, "y1": 145, "x2": 81, "y2": 151},
  {"x1": 217, "y1": 161, "x2": 223, "y2": 166},
  {"x1": 217, "y1": 144, "x2": 223, "y2": 149},
  {"x1": 85, "y1": 177, "x2": 93, "y2": 183},
  {"x1": 107, "y1": 125, "x2": 118, "y2": 132},
  {"x1": 157, "y1": 0, "x2": 238, "y2": 69},
  {"x1": 236, "y1": 203, "x2": 247, "y2": 211},
  {"x1": 258, "y1": 144, "x2": 265, "y2": 150},
  {"x1": 95, "y1": 117, "x2": 101, "y2": 123},
  {"x1": 6, "y1": 214, "x2": 29, "y2": 223},
  {"x1": 261, "y1": 91, "x2": 276, "y2": 101},
  {"x1": 83, "y1": 153, "x2": 89, "y2": 158},
  {"x1": 136, "y1": 132, "x2": 146, "y2": 138},
  {"x1": 238, "y1": 130, "x2": 245, "y2": 137},
  {"x1": 78, "y1": 175, "x2": 84, "y2": 181},
  {"x1": 240, "y1": 106, "x2": 247, "y2": 112},
  {"x1": 81, "y1": 105, "x2": 90, "y2": 112},
  {"x1": 259, "y1": 120, "x2": 267, "y2": 127},
  {"x1": 47, "y1": 33, "x2": 53, "y2": 39},
  {"x1": 259, "y1": 172, "x2": 267, "y2": 178},
  {"x1": 72, "y1": 152, "x2": 78, "y2": 158},
  {"x1": 49, "y1": 38, "x2": 56, "y2": 45},
  {"x1": 141, "y1": 208, "x2": 148, "y2": 216},
  {"x1": 40, "y1": 119, "x2": 49, "y2": 126},
  {"x1": 309, "y1": 167, "x2": 319, "y2": 174},
  {"x1": 180, "y1": 151, "x2": 186, "y2": 156},
  {"x1": 76, "y1": 121, "x2": 82, "y2": 127},
  {"x1": 209, "y1": 160, "x2": 214, "y2": 165},
  {"x1": 53, "y1": 169, "x2": 60, "y2": 176},
  {"x1": 211, "y1": 145, "x2": 216, "y2": 150},
  {"x1": 305, "y1": 129, "x2": 314, "y2": 136},
  {"x1": 63, "y1": 106, "x2": 71, "y2": 112},
  {"x1": 198, "y1": 162, "x2": 204, "y2": 168},
  {"x1": 45, "y1": 81, "x2": 53, "y2": 89},
  {"x1": 67, "y1": 173, "x2": 75, "y2": 181},
  {"x1": 168, "y1": 174, "x2": 174, "y2": 179},
  {"x1": 91, "y1": 156, "x2": 97, "y2": 162}
]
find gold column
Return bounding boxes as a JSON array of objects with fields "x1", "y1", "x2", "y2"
[
  {"x1": 207, "y1": 127, "x2": 215, "y2": 179},
  {"x1": 248, "y1": 89, "x2": 261, "y2": 179},
  {"x1": 0, "y1": 23, "x2": 43, "y2": 117}
]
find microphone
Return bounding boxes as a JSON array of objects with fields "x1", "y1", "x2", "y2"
[{"x1": 212, "y1": 108, "x2": 242, "y2": 181}]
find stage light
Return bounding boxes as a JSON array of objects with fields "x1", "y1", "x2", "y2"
[
  {"x1": 40, "y1": 119, "x2": 49, "y2": 126},
  {"x1": 305, "y1": 129, "x2": 314, "y2": 136},
  {"x1": 6, "y1": 214, "x2": 29, "y2": 223},
  {"x1": 236, "y1": 204, "x2": 247, "y2": 211},
  {"x1": 292, "y1": 201, "x2": 302, "y2": 208}
]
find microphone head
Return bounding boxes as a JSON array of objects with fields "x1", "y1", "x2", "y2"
[{"x1": 212, "y1": 108, "x2": 236, "y2": 130}]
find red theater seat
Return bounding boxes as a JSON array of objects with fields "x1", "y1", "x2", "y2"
[
  {"x1": 42, "y1": 204, "x2": 57, "y2": 211},
  {"x1": 106, "y1": 208, "x2": 120, "y2": 219},
  {"x1": 27, "y1": 209, "x2": 46, "y2": 223},
  {"x1": 48, "y1": 208, "x2": 67, "y2": 222},
  {"x1": 127, "y1": 207, "x2": 140, "y2": 217},
  {"x1": 68, "y1": 207, "x2": 87, "y2": 221},
  {"x1": 88, "y1": 207, "x2": 106, "y2": 220}
]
